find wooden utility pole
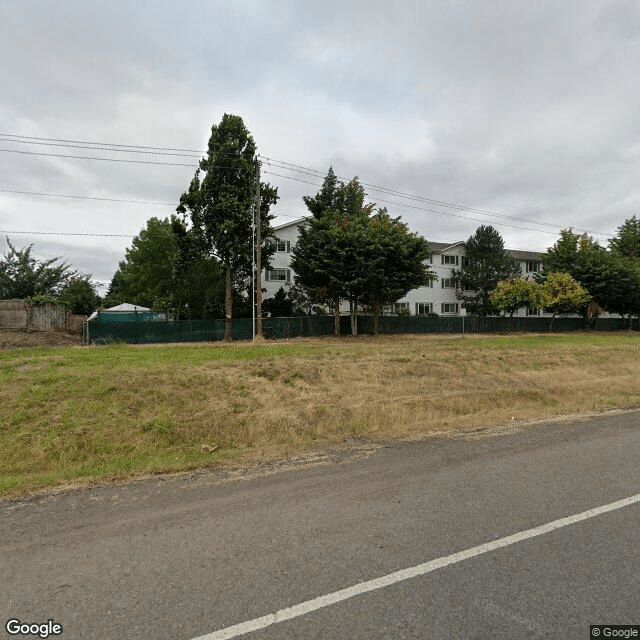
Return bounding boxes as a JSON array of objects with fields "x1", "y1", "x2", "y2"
[{"x1": 255, "y1": 157, "x2": 263, "y2": 338}]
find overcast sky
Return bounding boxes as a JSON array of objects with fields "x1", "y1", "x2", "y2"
[{"x1": 1, "y1": 0, "x2": 639, "y2": 292}]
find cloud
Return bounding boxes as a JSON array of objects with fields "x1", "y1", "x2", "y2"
[{"x1": 0, "y1": 0, "x2": 639, "y2": 287}]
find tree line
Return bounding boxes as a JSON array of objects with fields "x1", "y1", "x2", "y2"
[
  {"x1": 7, "y1": 113, "x2": 634, "y2": 334},
  {"x1": 486, "y1": 219, "x2": 640, "y2": 327},
  {"x1": 104, "y1": 114, "x2": 434, "y2": 338},
  {"x1": 0, "y1": 239, "x2": 99, "y2": 315},
  {"x1": 103, "y1": 113, "x2": 640, "y2": 336}
]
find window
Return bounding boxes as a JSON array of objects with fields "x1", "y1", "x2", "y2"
[
  {"x1": 441, "y1": 303, "x2": 459, "y2": 314},
  {"x1": 527, "y1": 307, "x2": 540, "y2": 316},
  {"x1": 442, "y1": 254, "x2": 459, "y2": 266},
  {"x1": 273, "y1": 239, "x2": 290, "y2": 253},
  {"x1": 265, "y1": 268, "x2": 290, "y2": 282},
  {"x1": 394, "y1": 302, "x2": 410, "y2": 314},
  {"x1": 415, "y1": 302, "x2": 432, "y2": 315},
  {"x1": 441, "y1": 278, "x2": 455, "y2": 289},
  {"x1": 526, "y1": 261, "x2": 540, "y2": 273}
]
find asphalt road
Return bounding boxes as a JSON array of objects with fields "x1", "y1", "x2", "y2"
[{"x1": 2, "y1": 411, "x2": 639, "y2": 640}]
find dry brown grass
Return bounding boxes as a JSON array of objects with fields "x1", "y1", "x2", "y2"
[{"x1": 1, "y1": 332, "x2": 640, "y2": 495}]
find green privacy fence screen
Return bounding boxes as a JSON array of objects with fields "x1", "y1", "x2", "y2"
[
  {"x1": 93, "y1": 310, "x2": 168, "y2": 322},
  {"x1": 84, "y1": 314, "x2": 637, "y2": 344}
]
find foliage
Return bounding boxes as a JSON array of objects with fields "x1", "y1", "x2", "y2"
[
  {"x1": 262, "y1": 287, "x2": 294, "y2": 317},
  {"x1": 541, "y1": 272, "x2": 590, "y2": 329},
  {"x1": 609, "y1": 215, "x2": 640, "y2": 259},
  {"x1": 0, "y1": 238, "x2": 76, "y2": 299},
  {"x1": 363, "y1": 210, "x2": 433, "y2": 332},
  {"x1": 452, "y1": 225, "x2": 521, "y2": 316},
  {"x1": 25, "y1": 293, "x2": 59, "y2": 306},
  {"x1": 490, "y1": 279, "x2": 543, "y2": 318},
  {"x1": 539, "y1": 229, "x2": 604, "y2": 282},
  {"x1": 177, "y1": 113, "x2": 278, "y2": 339},
  {"x1": 291, "y1": 170, "x2": 370, "y2": 334},
  {"x1": 170, "y1": 217, "x2": 234, "y2": 320},
  {"x1": 541, "y1": 229, "x2": 640, "y2": 322},
  {"x1": 103, "y1": 216, "x2": 240, "y2": 320},
  {"x1": 103, "y1": 217, "x2": 179, "y2": 311},
  {"x1": 292, "y1": 169, "x2": 433, "y2": 335},
  {"x1": 286, "y1": 282, "x2": 328, "y2": 315},
  {"x1": 58, "y1": 276, "x2": 100, "y2": 315}
]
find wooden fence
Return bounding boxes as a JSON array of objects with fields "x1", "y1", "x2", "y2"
[{"x1": 0, "y1": 299, "x2": 86, "y2": 333}]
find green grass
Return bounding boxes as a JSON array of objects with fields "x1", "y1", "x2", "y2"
[{"x1": 2, "y1": 333, "x2": 640, "y2": 497}]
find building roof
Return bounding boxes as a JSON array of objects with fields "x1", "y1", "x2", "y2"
[
  {"x1": 106, "y1": 303, "x2": 151, "y2": 311},
  {"x1": 274, "y1": 217, "x2": 309, "y2": 231},
  {"x1": 274, "y1": 218, "x2": 545, "y2": 260},
  {"x1": 506, "y1": 248, "x2": 544, "y2": 260}
]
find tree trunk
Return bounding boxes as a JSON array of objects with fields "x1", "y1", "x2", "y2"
[
  {"x1": 334, "y1": 295, "x2": 340, "y2": 336},
  {"x1": 373, "y1": 300, "x2": 379, "y2": 335},
  {"x1": 350, "y1": 299, "x2": 358, "y2": 336},
  {"x1": 224, "y1": 267, "x2": 233, "y2": 341},
  {"x1": 549, "y1": 312, "x2": 556, "y2": 332}
]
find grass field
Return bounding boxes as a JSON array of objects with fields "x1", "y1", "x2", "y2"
[{"x1": 1, "y1": 332, "x2": 639, "y2": 497}]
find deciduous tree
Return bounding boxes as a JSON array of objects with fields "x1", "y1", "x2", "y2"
[
  {"x1": 541, "y1": 272, "x2": 590, "y2": 330},
  {"x1": 103, "y1": 217, "x2": 178, "y2": 311},
  {"x1": 0, "y1": 239, "x2": 76, "y2": 299},
  {"x1": 58, "y1": 276, "x2": 100, "y2": 315},
  {"x1": 490, "y1": 278, "x2": 543, "y2": 319}
]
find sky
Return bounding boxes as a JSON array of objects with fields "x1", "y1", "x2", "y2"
[{"x1": 1, "y1": 0, "x2": 639, "y2": 293}]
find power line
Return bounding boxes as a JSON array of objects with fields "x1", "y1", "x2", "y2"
[
  {"x1": 0, "y1": 131, "x2": 615, "y2": 238},
  {"x1": 262, "y1": 158, "x2": 603, "y2": 234},
  {"x1": 0, "y1": 187, "x2": 304, "y2": 221},
  {"x1": 262, "y1": 170, "x2": 613, "y2": 237},
  {"x1": 0, "y1": 132, "x2": 202, "y2": 154},
  {"x1": 0, "y1": 188, "x2": 176, "y2": 206},
  {"x1": 0, "y1": 147, "x2": 198, "y2": 167},
  {"x1": 0, "y1": 136, "x2": 202, "y2": 158},
  {"x1": 0, "y1": 229, "x2": 134, "y2": 238}
]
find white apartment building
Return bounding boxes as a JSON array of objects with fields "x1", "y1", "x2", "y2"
[{"x1": 263, "y1": 218, "x2": 546, "y2": 318}]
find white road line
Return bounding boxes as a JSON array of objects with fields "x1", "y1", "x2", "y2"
[{"x1": 191, "y1": 493, "x2": 640, "y2": 640}]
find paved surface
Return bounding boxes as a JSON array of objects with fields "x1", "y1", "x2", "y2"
[{"x1": 2, "y1": 411, "x2": 639, "y2": 640}]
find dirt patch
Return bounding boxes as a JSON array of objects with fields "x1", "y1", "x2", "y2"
[{"x1": 0, "y1": 329, "x2": 83, "y2": 349}]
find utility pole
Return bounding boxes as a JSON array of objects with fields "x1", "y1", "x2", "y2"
[
  {"x1": 251, "y1": 180, "x2": 256, "y2": 340},
  {"x1": 255, "y1": 156, "x2": 263, "y2": 338}
]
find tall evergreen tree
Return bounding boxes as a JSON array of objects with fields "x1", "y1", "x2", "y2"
[
  {"x1": 451, "y1": 225, "x2": 520, "y2": 316},
  {"x1": 292, "y1": 170, "x2": 433, "y2": 335},
  {"x1": 177, "y1": 114, "x2": 278, "y2": 340},
  {"x1": 291, "y1": 171, "x2": 370, "y2": 335},
  {"x1": 363, "y1": 211, "x2": 433, "y2": 333},
  {"x1": 609, "y1": 215, "x2": 640, "y2": 259}
]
